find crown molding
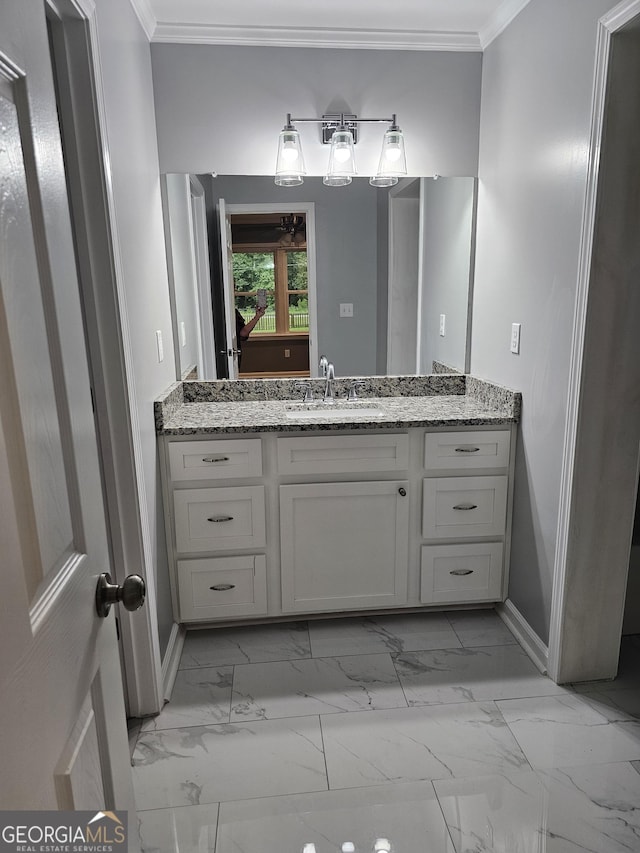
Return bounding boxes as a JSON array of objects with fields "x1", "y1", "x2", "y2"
[
  {"x1": 151, "y1": 22, "x2": 482, "y2": 51},
  {"x1": 601, "y1": 0, "x2": 640, "y2": 32},
  {"x1": 479, "y1": 0, "x2": 531, "y2": 49},
  {"x1": 129, "y1": 0, "x2": 156, "y2": 40}
]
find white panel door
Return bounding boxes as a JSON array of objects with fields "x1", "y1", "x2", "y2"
[
  {"x1": 218, "y1": 197, "x2": 239, "y2": 378},
  {"x1": 0, "y1": 1, "x2": 135, "y2": 818}
]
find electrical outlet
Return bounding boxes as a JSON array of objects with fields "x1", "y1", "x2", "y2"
[
  {"x1": 339, "y1": 303, "x2": 354, "y2": 317},
  {"x1": 439, "y1": 314, "x2": 446, "y2": 336},
  {"x1": 155, "y1": 330, "x2": 164, "y2": 362},
  {"x1": 284, "y1": 348, "x2": 291, "y2": 358},
  {"x1": 510, "y1": 323, "x2": 521, "y2": 354}
]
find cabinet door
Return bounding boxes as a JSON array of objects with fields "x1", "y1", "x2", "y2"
[{"x1": 280, "y1": 481, "x2": 409, "y2": 613}]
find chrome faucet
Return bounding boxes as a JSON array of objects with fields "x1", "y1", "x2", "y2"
[
  {"x1": 319, "y1": 354, "x2": 329, "y2": 378},
  {"x1": 323, "y1": 362, "x2": 335, "y2": 403}
]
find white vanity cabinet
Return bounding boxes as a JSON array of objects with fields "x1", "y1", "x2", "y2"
[
  {"x1": 160, "y1": 424, "x2": 515, "y2": 624},
  {"x1": 161, "y1": 437, "x2": 268, "y2": 622},
  {"x1": 420, "y1": 429, "x2": 513, "y2": 605}
]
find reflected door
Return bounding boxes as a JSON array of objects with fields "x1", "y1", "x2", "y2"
[{"x1": 0, "y1": 1, "x2": 135, "y2": 816}]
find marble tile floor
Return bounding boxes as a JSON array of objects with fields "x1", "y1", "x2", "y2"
[{"x1": 131, "y1": 612, "x2": 640, "y2": 853}]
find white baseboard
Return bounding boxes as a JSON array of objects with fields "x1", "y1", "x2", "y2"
[
  {"x1": 497, "y1": 599, "x2": 549, "y2": 675},
  {"x1": 161, "y1": 622, "x2": 186, "y2": 702}
]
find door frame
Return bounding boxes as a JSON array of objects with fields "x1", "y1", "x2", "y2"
[
  {"x1": 46, "y1": 0, "x2": 163, "y2": 716},
  {"x1": 548, "y1": 0, "x2": 640, "y2": 682},
  {"x1": 223, "y1": 201, "x2": 319, "y2": 376}
]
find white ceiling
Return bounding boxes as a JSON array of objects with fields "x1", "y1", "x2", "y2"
[{"x1": 132, "y1": 0, "x2": 531, "y2": 50}]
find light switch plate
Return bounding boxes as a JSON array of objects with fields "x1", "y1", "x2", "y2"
[
  {"x1": 439, "y1": 314, "x2": 446, "y2": 336},
  {"x1": 510, "y1": 323, "x2": 521, "y2": 354},
  {"x1": 340, "y1": 303, "x2": 354, "y2": 317}
]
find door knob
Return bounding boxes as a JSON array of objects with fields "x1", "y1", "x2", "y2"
[{"x1": 96, "y1": 572, "x2": 146, "y2": 618}]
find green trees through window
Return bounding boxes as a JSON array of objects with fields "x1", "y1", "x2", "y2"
[{"x1": 233, "y1": 248, "x2": 309, "y2": 334}]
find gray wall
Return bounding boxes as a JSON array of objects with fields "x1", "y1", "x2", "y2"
[
  {"x1": 151, "y1": 44, "x2": 482, "y2": 177},
  {"x1": 420, "y1": 177, "x2": 475, "y2": 373},
  {"x1": 471, "y1": 0, "x2": 615, "y2": 643},
  {"x1": 95, "y1": 0, "x2": 175, "y2": 658},
  {"x1": 210, "y1": 175, "x2": 379, "y2": 376}
]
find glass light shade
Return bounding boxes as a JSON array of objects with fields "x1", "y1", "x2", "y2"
[
  {"x1": 369, "y1": 175, "x2": 399, "y2": 188},
  {"x1": 326, "y1": 129, "x2": 356, "y2": 180},
  {"x1": 275, "y1": 127, "x2": 306, "y2": 186},
  {"x1": 323, "y1": 175, "x2": 352, "y2": 187},
  {"x1": 370, "y1": 127, "x2": 407, "y2": 186}
]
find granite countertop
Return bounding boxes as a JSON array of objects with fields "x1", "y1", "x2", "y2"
[{"x1": 155, "y1": 375, "x2": 521, "y2": 436}]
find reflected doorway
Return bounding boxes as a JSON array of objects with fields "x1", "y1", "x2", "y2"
[{"x1": 218, "y1": 201, "x2": 318, "y2": 379}]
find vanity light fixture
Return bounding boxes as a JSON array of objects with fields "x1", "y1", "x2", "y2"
[
  {"x1": 274, "y1": 113, "x2": 407, "y2": 187},
  {"x1": 274, "y1": 117, "x2": 307, "y2": 187}
]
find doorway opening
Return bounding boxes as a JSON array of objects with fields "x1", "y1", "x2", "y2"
[
  {"x1": 231, "y1": 212, "x2": 310, "y2": 377},
  {"x1": 217, "y1": 201, "x2": 318, "y2": 380}
]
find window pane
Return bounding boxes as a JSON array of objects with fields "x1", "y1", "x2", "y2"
[
  {"x1": 286, "y1": 251, "x2": 308, "y2": 290},
  {"x1": 233, "y1": 252, "x2": 276, "y2": 334},
  {"x1": 288, "y1": 293, "x2": 309, "y2": 332},
  {"x1": 233, "y1": 252, "x2": 275, "y2": 293}
]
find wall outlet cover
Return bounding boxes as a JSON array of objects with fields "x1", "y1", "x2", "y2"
[{"x1": 339, "y1": 303, "x2": 354, "y2": 317}]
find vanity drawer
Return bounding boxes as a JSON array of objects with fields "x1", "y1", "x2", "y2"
[
  {"x1": 174, "y1": 486, "x2": 266, "y2": 553},
  {"x1": 420, "y1": 543, "x2": 504, "y2": 603},
  {"x1": 424, "y1": 430, "x2": 510, "y2": 472},
  {"x1": 422, "y1": 476, "x2": 507, "y2": 539},
  {"x1": 277, "y1": 433, "x2": 408, "y2": 475},
  {"x1": 168, "y1": 438, "x2": 262, "y2": 481},
  {"x1": 177, "y1": 555, "x2": 267, "y2": 620}
]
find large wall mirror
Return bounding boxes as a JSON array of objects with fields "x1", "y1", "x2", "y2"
[{"x1": 161, "y1": 173, "x2": 476, "y2": 381}]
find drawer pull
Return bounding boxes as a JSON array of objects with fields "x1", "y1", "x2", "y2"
[
  {"x1": 450, "y1": 569, "x2": 474, "y2": 576},
  {"x1": 202, "y1": 456, "x2": 230, "y2": 463},
  {"x1": 210, "y1": 583, "x2": 236, "y2": 592},
  {"x1": 452, "y1": 503, "x2": 478, "y2": 511},
  {"x1": 454, "y1": 446, "x2": 480, "y2": 453},
  {"x1": 207, "y1": 515, "x2": 234, "y2": 523}
]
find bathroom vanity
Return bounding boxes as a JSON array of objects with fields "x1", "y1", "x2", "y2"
[{"x1": 155, "y1": 375, "x2": 520, "y2": 625}]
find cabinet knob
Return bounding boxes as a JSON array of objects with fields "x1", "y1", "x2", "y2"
[
  {"x1": 202, "y1": 456, "x2": 230, "y2": 463},
  {"x1": 210, "y1": 583, "x2": 235, "y2": 591},
  {"x1": 207, "y1": 515, "x2": 234, "y2": 523},
  {"x1": 398, "y1": 487, "x2": 407, "y2": 497},
  {"x1": 455, "y1": 446, "x2": 480, "y2": 453},
  {"x1": 450, "y1": 569, "x2": 474, "y2": 576},
  {"x1": 452, "y1": 503, "x2": 478, "y2": 511}
]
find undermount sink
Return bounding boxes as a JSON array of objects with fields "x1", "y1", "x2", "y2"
[{"x1": 284, "y1": 405, "x2": 385, "y2": 420}]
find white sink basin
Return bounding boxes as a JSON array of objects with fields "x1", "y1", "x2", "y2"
[{"x1": 284, "y1": 406, "x2": 385, "y2": 420}]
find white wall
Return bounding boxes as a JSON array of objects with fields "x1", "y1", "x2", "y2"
[
  {"x1": 419, "y1": 177, "x2": 475, "y2": 373},
  {"x1": 95, "y1": 0, "x2": 176, "y2": 657},
  {"x1": 150, "y1": 44, "x2": 482, "y2": 177},
  {"x1": 471, "y1": 0, "x2": 615, "y2": 643}
]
